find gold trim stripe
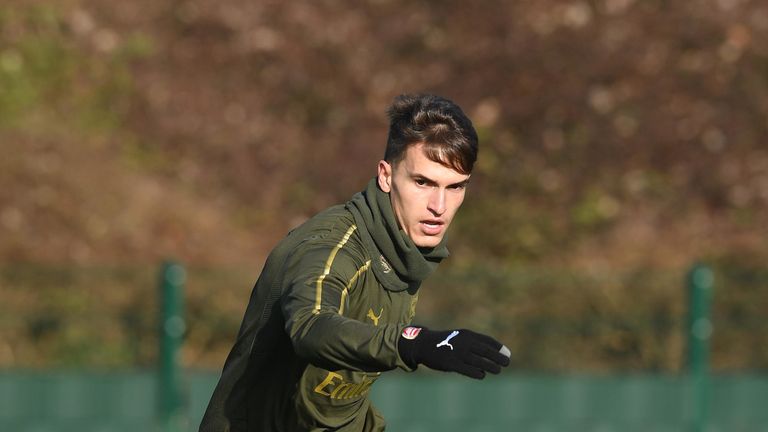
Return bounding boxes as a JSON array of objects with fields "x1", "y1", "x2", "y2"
[
  {"x1": 314, "y1": 225, "x2": 357, "y2": 315},
  {"x1": 338, "y1": 260, "x2": 371, "y2": 316}
]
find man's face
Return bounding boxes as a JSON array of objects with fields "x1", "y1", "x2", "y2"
[{"x1": 377, "y1": 143, "x2": 470, "y2": 248}]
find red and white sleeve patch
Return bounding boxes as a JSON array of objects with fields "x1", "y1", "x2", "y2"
[{"x1": 401, "y1": 326, "x2": 422, "y2": 340}]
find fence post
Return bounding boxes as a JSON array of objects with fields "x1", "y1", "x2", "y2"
[
  {"x1": 687, "y1": 263, "x2": 714, "y2": 432},
  {"x1": 159, "y1": 261, "x2": 187, "y2": 432}
]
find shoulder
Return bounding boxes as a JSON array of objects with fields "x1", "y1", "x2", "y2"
[
  {"x1": 285, "y1": 205, "x2": 368, "y2": 268},
  {"x1": 290, "y1": 205, "x2": 358, "y2": 243}
]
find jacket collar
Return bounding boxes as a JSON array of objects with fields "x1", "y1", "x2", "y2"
[{"x1": 346, "y1": 178, "x2": 449, "y2": 292}]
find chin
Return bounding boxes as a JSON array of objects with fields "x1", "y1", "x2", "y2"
[{"x1": 413, "y1": 236, "x2": 443, "y2": 248}]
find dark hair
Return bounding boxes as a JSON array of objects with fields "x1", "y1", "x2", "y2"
[{"x1": 384, "y1": 94, "x2": 478, "y2": 175}]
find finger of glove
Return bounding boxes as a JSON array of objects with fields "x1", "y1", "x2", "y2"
[
  {"x1": 464, "y1": 352, "x2": 503, "y2": 375},
  {"x1": 470, "y1": 342, "x2": 511, "y2": 367},
  {"x1": 463, "y1": 331, "x2": 503, "y2": 349},
  {"x1": 453, "y1": 362, "x2": 487, "y2": 380}
]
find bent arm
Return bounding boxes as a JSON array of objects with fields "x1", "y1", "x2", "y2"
[{"x1": 281, "y1": 240, "x2": 412, "y2": 372}]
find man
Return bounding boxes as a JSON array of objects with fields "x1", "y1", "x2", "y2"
[{"x1": 200, "y1": 94, "x2": 510, "y2": 432}]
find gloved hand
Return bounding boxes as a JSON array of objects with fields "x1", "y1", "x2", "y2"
[{"x1": 397, "y1": 326, "x2": 511, "y2": 379}]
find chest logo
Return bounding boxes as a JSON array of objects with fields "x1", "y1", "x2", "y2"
[
  {"x1": 367, "y1": 307, "x2": 383, "y2": 326},
  {"x1": 314, "y1": 371, "x2": 378, "y2": 400}
]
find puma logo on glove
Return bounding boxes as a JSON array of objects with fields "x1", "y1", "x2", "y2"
[
  {"x1": 436, "y1": 330, "x2": 460, "y2": 350},
  {"x1": 398, "y1": 326, "x2": 511, "y2": 379}
]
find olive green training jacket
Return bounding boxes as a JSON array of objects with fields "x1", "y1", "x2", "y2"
[{"x1": 199, "y1": 178, "x2": 450, "y2": 432}]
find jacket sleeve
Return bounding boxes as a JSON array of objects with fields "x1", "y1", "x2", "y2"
[{"x1": 281, "y1": 232, "x2": 413, "y2": 373}]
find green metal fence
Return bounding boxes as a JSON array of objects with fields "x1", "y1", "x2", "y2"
[
  {"x1": 1, "y1": 371, "x2": 767, "y2": 431},
  {"x1": 3, "y1": 262, "x2": 766, "y2": 372},
  {"x1": 1, "y1": 261, "x2": 767, "y2": 431}
]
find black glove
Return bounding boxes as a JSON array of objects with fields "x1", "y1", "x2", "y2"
[{"x1": 397, "y1": 326, "x2": 511, "y2": 379}]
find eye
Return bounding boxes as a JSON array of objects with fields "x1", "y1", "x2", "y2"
[{"x1": 415, "y1": 178, "x2": 427, "y2": 186}]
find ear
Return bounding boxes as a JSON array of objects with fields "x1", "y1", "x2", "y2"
[{"x1": 377, "y1": 160, "x2": 393, "y2": 193}]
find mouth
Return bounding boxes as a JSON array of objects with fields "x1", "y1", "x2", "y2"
[{"x1": 420, "y1": 219, "x2": 445, "y2": 235}]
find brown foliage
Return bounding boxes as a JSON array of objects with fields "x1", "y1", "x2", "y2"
[
  {"x1": 2, "y1": 0, "x2": 768, "y2": 369},
  {"x1": 4, "y1": 0, "x2": 768, "y2": 265}
]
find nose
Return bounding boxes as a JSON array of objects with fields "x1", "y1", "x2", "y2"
[{"x1": 427, "y1": 188, "x2": 446, "y2": 216}]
